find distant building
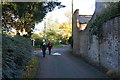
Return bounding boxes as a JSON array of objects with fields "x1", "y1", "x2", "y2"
[
  {"x1": 78, "y1": 15, "x2": 92, "y2": 30},
  {"x1": 72, "y1": 9, "x2": 92, "y2": 55},
  {"x1": 73, "y1": 9, "x2": 92, "y2": 31}
]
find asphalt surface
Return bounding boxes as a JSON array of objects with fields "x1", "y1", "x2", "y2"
[{"x1": 35, "y1": 46, "x2": 108, "y2": 78}]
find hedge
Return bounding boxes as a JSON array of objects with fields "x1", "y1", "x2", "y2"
[{"x1": 2, "y1": 34, "x2": 33, "y2": 79}]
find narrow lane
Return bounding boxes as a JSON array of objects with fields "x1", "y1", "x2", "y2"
[{"x1": 35, "y1": 46, "x2": 108, "y2": 78}]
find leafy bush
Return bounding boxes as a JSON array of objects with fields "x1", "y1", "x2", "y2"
[
  {"x1": 34, "y1": 38, "x2": 43, "y2": 47},
  {"x1": 2, "y1": 34, "x2": 33, "y2": 79}
]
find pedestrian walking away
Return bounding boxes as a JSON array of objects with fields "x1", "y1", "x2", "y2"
[
  {"x1": 47, "y1": 41, "x2": 53, "y2": 55},
  {"x1": 41, "y1": 40, "x2": 47, "y2": 58}
]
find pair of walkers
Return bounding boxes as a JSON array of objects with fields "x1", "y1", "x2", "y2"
[{"x1": 41, "y1": 41, "x2": 53, "y2": 58}]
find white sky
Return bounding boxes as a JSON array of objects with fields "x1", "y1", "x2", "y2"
[{"x1": 34, "y1": 0, "x2": 95, "y2": 33}]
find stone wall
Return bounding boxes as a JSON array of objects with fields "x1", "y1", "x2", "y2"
[
  {"x1": 72, "y1": 2, "x2": 120, "y2": 77},
  {"x1": 99, "y1": 17, "x2": 120, "y2": 76},
  {"x1": 88, "y1": 35, "x2": 100, "y2": 66},
  {"x1": 73, "y1": 9, "x2": 80, "y2": 55},
  {"x1": 79, "y1": 27, "x2": 89, "y2": 59},
  {"x1": 89, "y1": 16, "x2": 119, "y2": 76}
]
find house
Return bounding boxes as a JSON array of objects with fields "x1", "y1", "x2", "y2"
[
  {"x1": 78, "y1": 15, "x2": 92, "y2": 30},
  {"x1": 72, "y1": 9, "x2": 92, "y2": 55}
]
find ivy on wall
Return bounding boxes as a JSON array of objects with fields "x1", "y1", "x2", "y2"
[{"x1": 88, "y1": 2, "x2": 120, "y2": 40}]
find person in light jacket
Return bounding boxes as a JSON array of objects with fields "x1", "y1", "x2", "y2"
[{"x1": 41, "y1": 40, "x2": 47, "y2": 58}]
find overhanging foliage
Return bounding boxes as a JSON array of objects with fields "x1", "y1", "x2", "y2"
[{"x1": 2, "y1": 1, "x2": 65, "y2": 35}]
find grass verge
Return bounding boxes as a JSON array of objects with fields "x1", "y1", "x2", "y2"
[
  {"x1": 53, "y1": 44, "x2": 63, "y2": 49},
  {"x1": 23, "y1": 55, "x2": 39, "y2": 79}
]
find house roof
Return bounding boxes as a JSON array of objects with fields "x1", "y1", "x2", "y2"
[{"x1": 79, "y1": 15, "x2": 92, "y2": 23}]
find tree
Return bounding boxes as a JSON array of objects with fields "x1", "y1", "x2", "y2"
[
  {"x1": 44, "y1": 20, "x2": 72, "y2": 44},
  {"x1": 46, "y1": 17, "x2": 60, "y2": 32},
  {"x1": 59, "y1": 22, "x2": 72, "y2": 40},
  {"x1": 2, "y1": 1, "x2": 65, "y2": 36},
  {"x1": 65, "y1": 10, "x2": 72, "y2": 23}
]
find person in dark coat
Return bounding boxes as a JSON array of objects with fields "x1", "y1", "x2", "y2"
[
  {"x1": 47, "y1": 42, "x2": 53, "y2": 55},
  {"x1": 41, "y1": 40, "x2": 47, "y2": 58}
]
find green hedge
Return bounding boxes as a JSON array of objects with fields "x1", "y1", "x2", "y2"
[{"x1": 2, "y1": 34, "x2": 33, "y2": 79}]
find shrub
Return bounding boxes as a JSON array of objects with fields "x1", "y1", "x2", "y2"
[
  {"x1": 2, "y1": 34, "x2": 33, "y2": 79},
  {"x1": 34, "y1": 38, "x2": 43, "y2": 47}
]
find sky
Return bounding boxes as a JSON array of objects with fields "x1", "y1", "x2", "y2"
[{"x1": 34, "y1": 0, "x2": 95, "y2": 33}]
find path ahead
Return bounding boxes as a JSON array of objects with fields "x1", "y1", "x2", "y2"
[{"x1": 35, "y1": 46, "x2": 108, "y2": 78}]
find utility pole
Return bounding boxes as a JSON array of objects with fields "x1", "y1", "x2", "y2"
[
  {"x1": 72, "y1": 0, "x2": 73, "y2": 43},
  {"x1": 72, "y1": 0, "x2": 73, "y2": 14},
  {"x1": 72, "y1": 0, "x2": 73, "y2": 29},
  {"x1": 44, "y1": 18, "x2": 46, "y2": 40}
]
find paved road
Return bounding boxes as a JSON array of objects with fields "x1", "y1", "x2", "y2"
[{"x1": 35, "y1": 46, "x2": 108, "y2": 78}]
